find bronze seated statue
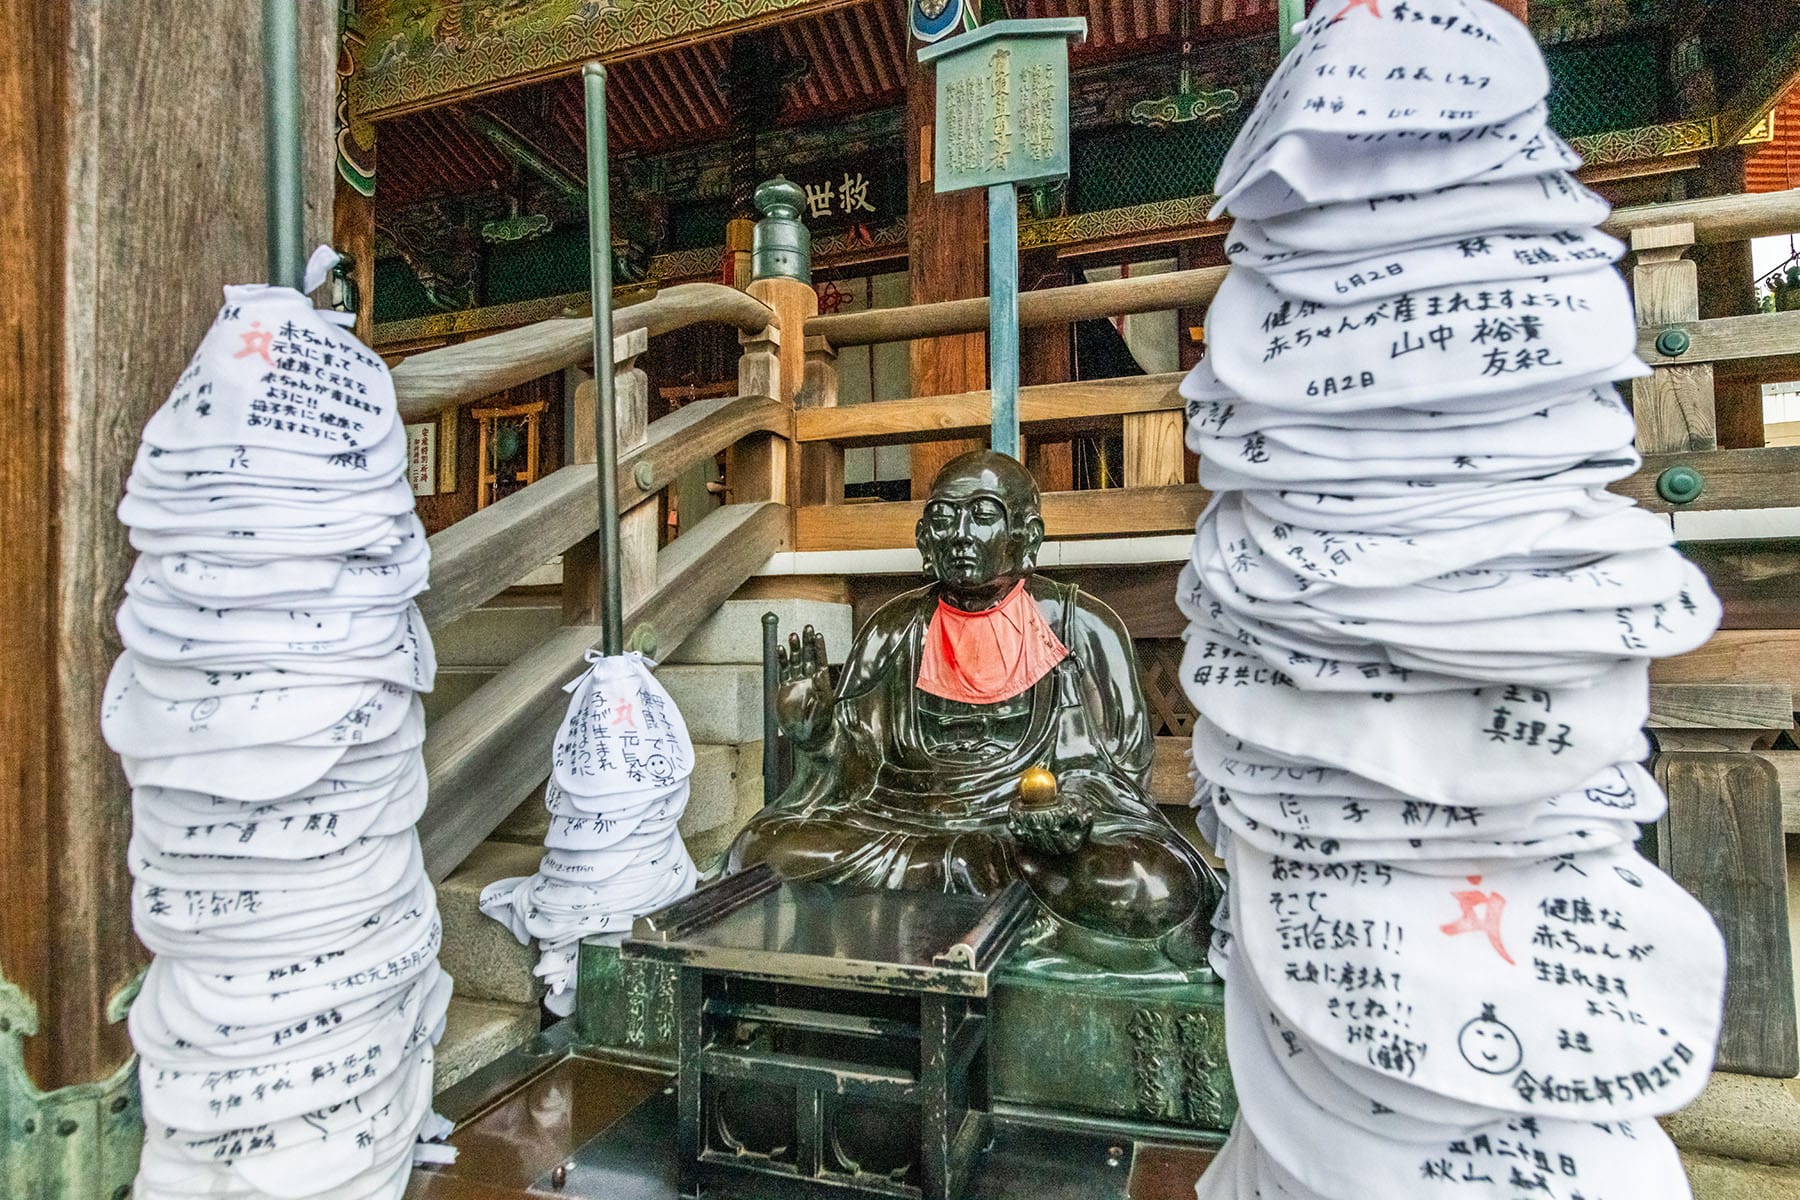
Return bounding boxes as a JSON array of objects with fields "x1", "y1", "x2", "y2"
[{"x1": 729, "y1": 450, "x2": 1221, "y2": 976}]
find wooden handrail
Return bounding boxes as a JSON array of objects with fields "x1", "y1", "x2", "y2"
[
  {"x1": 806, "y1": 267, "x2": 1225, "y2": 348},
  {"x1": 795, "y1": 191, "x2": 1800, "y2": 352},
  {"x1": 420, "y1": 501, "x2": 791, "y2": 881},
  {"x1": 792, "y1": 373, "x2": 1184, "y2": 447},
  {"x1": 1604, "y1": 188, "x2": 1800, "y2": 246},
  {"x1": 393, "y1": 282, "x2": 775, "y2": 421},
  {"x1": 1609, "y1": 446, "x2": 1800, "y2": 514},
  {"x1": 794, "y1": 483, "x2": 1209, "y2": 552},
  {"x1": 780, "y1": 442, "x2": 1799, "y2": 552},
  {"x1": 419, "y1": 392, "x2": 790, "y2": 629},
  {"x1": 1636, "y1": 309, "x2": 1800, "y2": 375}
]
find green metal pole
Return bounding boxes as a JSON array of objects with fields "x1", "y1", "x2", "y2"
[
  {"x1": 987, "y1": 183, "x2": 1020, "y2": 460},
  {"x1": 262, "y1": 0, "x2": 305, "y2": 290},
  {"x1": 584, "y1": 62, "x2": 624, "y2": 658},
  {"x1": 1278, "y1": 0, "x2": 1306, "y2": 56}
]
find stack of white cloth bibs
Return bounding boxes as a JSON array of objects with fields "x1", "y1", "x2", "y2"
[
  {"x1": 103, "y1": 251, "x2": 453, "y2": 1200},
  {"x1": 480, "y1": 650, "x2": 698, "y2": 1016},
  {"x1": 1180, "y1": 5, "x2": 1728, "y2": 1198}
]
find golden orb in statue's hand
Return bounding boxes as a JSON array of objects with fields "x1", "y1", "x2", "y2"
[{"x1": 1017, "y1": 765, "x2": 1059, "y2": 810}]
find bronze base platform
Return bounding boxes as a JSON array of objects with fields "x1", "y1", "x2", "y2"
[
  {"x1": 405, "y1": 1041, "x2": 1217, "y2": 1200},
  {"x1": 579, "y1": 944, "x2": 1236, "y2": 1134}
]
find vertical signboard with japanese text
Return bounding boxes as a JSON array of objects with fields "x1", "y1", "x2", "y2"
[
  {"x1": 923, "y1": 20, "x2": 1083, "y2": 196},
  {"x1": 919, "y1": 19, "x2": 1085, "y2": 459}
]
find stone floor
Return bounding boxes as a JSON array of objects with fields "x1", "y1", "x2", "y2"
[{"x1": 406, "y1": 1052, "x2": 1218, "y2": 1200}]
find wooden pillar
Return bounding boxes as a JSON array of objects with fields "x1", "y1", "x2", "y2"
[
  {"x1": 729, "y1": 321, "x2": 789, "y2": 503},
  {"x1": 907, "y1": 30, "x2": 987, "y2": 493},
  {"x1": 332, "y1": 167, "x2": 377, "y2": 347},
  {"x1": 565, "y1": 328, "x2": 654, "y2": 624},
  {"x1": 1694, "y1": 146, "x2": 1767, "y2": 449},
  {"x1": 1123, "y1": 412, "x2": 1185, "y2": 487},
  {"x1": 799, "y1": 335, "x2": 845, "y2": 506},
  {"x1": 0, "y1": 0, "x2": 336, "y2": 1091},
  {"x1": 1635, "y1": 200, "x2": 1793, "y2": 1079},
  {"x1": 726, "y1": 217, "x2": 755, "y2": 291},
  {"x1": 1631, "y1": 222, "x2": 1718, "y2": 453},
  {"x1": 1651, "y1": 750, "x2": 1797, "y2": 1078},
  {"x1": 748, "y1": 275, "x2": 814, "y2": 409},
  {"x1": 1117, "y1": 249, "x2": 1185, "y2": 487},
  {"x1": 332, "y1": 39, "x2": 377, "y2": 347},
  {"x1": 1017, "y1": 247, "x2": 1070, "y2": 493}
]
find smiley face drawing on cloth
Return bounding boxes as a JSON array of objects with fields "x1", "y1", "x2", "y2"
[
  {"x1": 1458, "y1": 1004, "x2": 1524, "y2": 1075},
  {"x1": 642, "y1": 753, "x2": 675, "y2": 786}
]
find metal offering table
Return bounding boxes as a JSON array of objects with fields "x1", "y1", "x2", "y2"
[{"x1": 621, "y1": 865, "x2": 1035, "y2": 1200}]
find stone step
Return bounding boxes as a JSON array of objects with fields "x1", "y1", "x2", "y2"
[
  {"x1": 437, "y1": 840, "x2": 546, "y2": 1006},
  {"x1": 1681, "y1": 1151, "x2": 1800, "y2": 1200},
  {"x1": 432, "y1": 601, "x2": 562, "y2": 669},
  {"x1": 682, "y1": 741, "x2": 766, "y2": 873},
  {"x1": 424, "y1": 667, "x2": 497, "y2": 724},
  {"x1": 490, "y1": 781, "x2": 552, "y2": 845},
  {"x1": 664, "y1": 598, "x2": 852, "y2": 666},
  {"x1": 657, "y1": 664, "x2": 763, "y2": 744},
  {"x1": 433, "y1": 995, "x2": 540, "y2": 1095},
  {"x1": 1662, "y1": 1072, "x2": 1800, "y2": 1170}
]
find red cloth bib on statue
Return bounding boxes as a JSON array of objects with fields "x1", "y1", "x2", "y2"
[{"x1": 915, "y1": 581, "x2": 1070, "y2": 704}]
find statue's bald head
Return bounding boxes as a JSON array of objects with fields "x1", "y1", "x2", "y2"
[
  {"x1": 927, "y1": 450, "x2": 1042, "y2": 516},
  {"x1": 917, "y1": 451, "x2": 1044, "y2": 609}
]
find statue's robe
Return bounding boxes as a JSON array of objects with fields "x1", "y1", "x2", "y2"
[{"x1": 731, "y1": 576, "x2": 1209, "y2": 942}]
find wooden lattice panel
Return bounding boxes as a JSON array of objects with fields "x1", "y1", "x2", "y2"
[{"x1": 1136, "y1": 638, "x2": 1196, "y2": 739}]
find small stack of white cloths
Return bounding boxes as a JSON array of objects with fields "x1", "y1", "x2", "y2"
[
  {"x1": 1180, "y1": 5, "x2": 1728, "y2": 1198},
  {"x1": 103, "y1": 251, "x2": 453, "y2": 1200},
  {"x1": 481, "y1": 650, "x2": 698, "y2": 1015}
]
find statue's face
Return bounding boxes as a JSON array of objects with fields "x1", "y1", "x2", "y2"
[{"x1": 916, "y1": 453, "x2": 1044, "y2": 604}]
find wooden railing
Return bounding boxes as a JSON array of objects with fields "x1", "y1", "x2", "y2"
[
  {"x1": 406, "y1": 283, "x2": 799, "y2": 882},
  {"x1": 404, "y1": 188, "x2": 1800, "y2": 910},
  {"x1": 392, "y1": 282, "x2": 774, "y2": 421},
  {"x1": 782, "y1": 188, "x2": 1800, "y2": 555}
]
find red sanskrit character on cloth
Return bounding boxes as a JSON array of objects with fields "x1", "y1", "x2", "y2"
[{"x1": 1440, "y1": 875, "x2": 1515, "y2": 965}]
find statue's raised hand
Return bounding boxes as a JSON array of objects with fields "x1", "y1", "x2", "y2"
[{"x1": 776, "y1": 625, "x2": 834, "y2": 749}]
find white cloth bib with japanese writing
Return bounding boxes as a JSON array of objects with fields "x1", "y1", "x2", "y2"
[
  {"x1": 1205, "y1": 263, "x2": 1636, "y2": 413},
  {"x1": 1219, "y1": 760, "x2": 1663, "y2": 841},
  {"x1": 1228, "y1": 168, "x2": 1605, "y2": 270},
  {"x1": 135, "y1": 1047, "x2": 434, "y2": 1198},
  {"x1": 1187, "y1": 389, "x2": 1636, "y2": 486},
  {"x1": 543, "y1": 779, "x2": 689, "y2": 848},
  {"x1": 1214, "y1": 0, "x2": 1545, "y2": 216},
  {"x1": 551, "y1": 651, "x2": 694, "y2": 800},
  {"x1": 1226, "y1": 949, "x2": 1688, "y2": 1200},
  {"x1": 132, "y1": 415, "x2": 406, "y2": 491},
  {"x1": 1229, "y1": 837, "x2": 1724, "y2": 1120},
  {"x1": 1182, "y1": 354, "x2": 1644, "y2": 434},
  {"x1": 1180, "y1": 614, "x2": 1649, "y2": 805},
  {"x1": 1216, "y1": 795, "x2": 1640, "y2": 872},
  {"x1": 136, "y1": 968, "x2": 448, "y2": 1134},
  {"x1": 1226, "y1": 951, "x2": 1474, "y2": 1141},
  {"x1": 1192, "y1": 511, "x2": 1688, "y2": 623},
  {"x1": 141, "y1": 285, "x2": 395, "y2": 456},
  {"x1": 1253, "y1": 225, "x2": 1624, "y2": 307},
  {"x1": 103, "y1": 652, "x2": 373, "y2": 756},
  {"x1": 1220, "y1": 103, "x2": 1549, "y2": 221},
  {"x1": 1216, "y1": 492, "x2": 1677, "y2": 596}
]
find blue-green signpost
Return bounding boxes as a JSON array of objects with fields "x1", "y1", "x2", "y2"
[{"x1": 919, "y1": 17, "x2": 1085, "y2": 461}]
